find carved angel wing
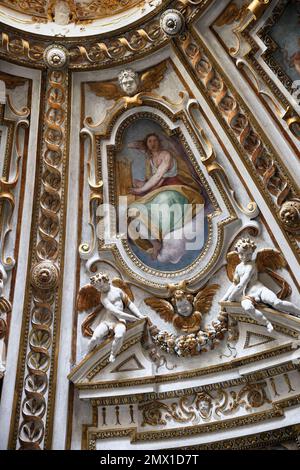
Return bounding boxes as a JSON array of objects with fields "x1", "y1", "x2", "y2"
[
  {"x1": 88, "y1": 81, "x2": 123, "y2": 101},
  {"x1": 256, "y1": 249, "x2": 286, "y2": 273},
  {"x1": 81, "y1": 309, "x2": 99, "y2": 338},
  {"x1": 256, "y1": 249, "x2": 290, "y2": 299},
  {"x1": 226, "y1": 251, "x2": 241, "y2": 282},
  {"x1": 112, "y1": 278, "x2": 134, "y2": 302},
  {"x1": 193, "y1": 284, "x2": 220, "y2": 314},
  {"x1": 77, "y1": 284, "x2": 101, "y2": 312},
  {"x1": 139, "y1": 62, "x2": 167, "y2": 93},
  {"x1": 144, "y1": 298, "x2": 174, "y2": 323}
]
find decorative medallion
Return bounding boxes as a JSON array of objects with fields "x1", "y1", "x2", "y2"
[
  {"x1": 31, "y1": 261, "x2": 59, "y2": 291},
  {"x1": 279, "y1": 199, "x2": 300, "y2": 234},
  {"x1": 43, "y1": 45, "x2": 69, "y2": 70},
  {"x1": 160, "y1": 9, "x2": 185, "y2": 37}
]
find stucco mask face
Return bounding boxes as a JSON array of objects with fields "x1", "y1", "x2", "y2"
[
  {"x1": 198, "y1": 399, "x2": 212, "y2": 418},
  {"x1": 118, "y1": 70, "x2": 139, "y2": 96}
]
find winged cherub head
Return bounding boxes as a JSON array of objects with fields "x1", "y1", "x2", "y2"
[
  {"x1": 171, "y1": 290, "x2": 194, "y2": 318},
  {"x1": 196, "y1": 392, "x2": 213, "y2": 419},
  {"x1": 235, "y1": 238, "x2": 257, "y2": 263},
  {"x1": 90, "y1": 272, "x2": 110, "y2": 293},
  {"x1": 118, "y1": 69, "x2": 139, "y2": 96}
]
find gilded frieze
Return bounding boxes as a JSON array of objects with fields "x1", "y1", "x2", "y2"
[{"x1": 9, "y1": 69, "x2": 70, "y2": 450}]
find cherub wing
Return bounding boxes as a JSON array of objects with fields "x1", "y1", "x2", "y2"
[
  {"x1": 256, "y1": 249, "x2": 290, "y2": 299},
  {"x1": 77, "y1": 284, "x2": 101, "y2": 312},
  {"x1": 139, "y1": 62, "x2": 167, "y2": 93},
  {"x1": 81, "y1": 308, "x2": 100, "y2": 338},
  {"x1": 226, "y1": 251, "x2": 240, "y2": 282},
  {"x1": 144, "y1": 298, "x2": 174, "y2": 323},
  {"x1": 256, "y1": 249, "x2": 286, "y2": 273},
  {"x1": 88, "y1": 81, "x2": 123, "y2": 101},
  {"x1": 112, "y1": 278, "x2": 134, "y2": 302},
  {"x1": 194, "y1": 284, "x2": 220, "y2": 314}
]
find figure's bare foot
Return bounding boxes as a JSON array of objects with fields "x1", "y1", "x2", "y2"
[{"x1": 109, "y1": 353, "x2": 116, "y2": 363}]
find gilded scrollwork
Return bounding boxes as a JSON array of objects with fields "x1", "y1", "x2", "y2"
[
  {"x1": 0, "y1": 0, "x2": 153, "y2": 22},
  {"x1": 139, "y1": 381, "x2": 271, "y2": 427},
  {"x1": 213, "y1": 1, "x2": 300, "y2": 141},
  {"x1": 0, "y1": 296, "x2": 11, "y2": 379},
  {"x1": 0, "y1": 19, "x2": 165, "y2": 69},
  {"x1": 79, "y1": 129, "x2": 103, "y2": 260}
]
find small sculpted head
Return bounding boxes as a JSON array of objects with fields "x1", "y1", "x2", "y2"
[
  {"x1": 235, "y1": 238, "x2": 256, "y2": 263},
  {"x1": 172, "y1": 290, "x2": 193, "y2": 317},
  {"x1": 118, "y1": 69, "x2": 139, "y2": 96},
  {"x1": 90, "y1": 272, "x2": 110, "y2": 292},
  {"x1": 197, "y1": 393, "x2": 213, "y2": 418}
]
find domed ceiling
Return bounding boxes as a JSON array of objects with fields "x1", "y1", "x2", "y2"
[
  {"x1": 0, "y1": 0, "x2": 145, "y2": 21},
  {"x1": 0, "y1": 0, "x2": 164, "y2": 36}
]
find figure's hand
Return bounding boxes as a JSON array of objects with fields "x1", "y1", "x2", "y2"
[
  {"x1": 133, "y1": 179, "x2": 145, "y2": 188},
  {"x1": 129, "y1": 187, "x2": 143, "y2": 195},
  {"x1": 136, "y1": 312, "x2": 147, "y2": 320}
]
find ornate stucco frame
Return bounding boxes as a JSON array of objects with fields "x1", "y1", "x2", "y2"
[{"x1": 81, "y1": 93, "x2": 237, "y2": 290}]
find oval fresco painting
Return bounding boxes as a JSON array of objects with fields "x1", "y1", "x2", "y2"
[{"x1": 115, "y1": 118, "x2": 214, "y2": 272}]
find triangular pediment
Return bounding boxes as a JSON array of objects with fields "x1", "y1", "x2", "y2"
[
  {"x1": 69, "y1": 306, "x2": 300, "y2": 402},
  {"x1": 68, "y1": 320, "x2": 153, "y2": 387},
  {"x1": 244, "y1": 331, "x2": 276, "y2": 349},
  {"x1": 111, "y1": 354, "x2": 145, "y2": 373}
]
